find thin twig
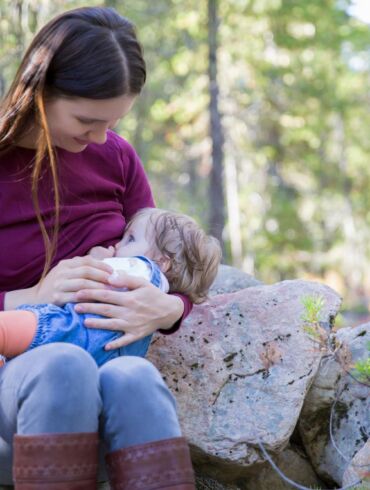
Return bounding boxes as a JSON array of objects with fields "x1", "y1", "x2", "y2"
[{"x1": 257, "y1": 438, "x2": 362, "y2": 490}]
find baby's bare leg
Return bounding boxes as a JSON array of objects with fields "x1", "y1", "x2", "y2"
[{"x1": 0, "y1": 311, "x2": 37, "y2": 359}]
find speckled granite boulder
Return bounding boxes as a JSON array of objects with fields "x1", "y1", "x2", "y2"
[
  {"x1": 148, "y1": 280, "x2": 341, "y2": 480},
  {"x1": 299, "y1": 323, "x2": 370, "y2": 485},
  {"x1": 342, "y1": 440, "x2": 370, "y2": 487},
  {"x1": 209, "y1": 265, "x2": 261, "y2": 296}
]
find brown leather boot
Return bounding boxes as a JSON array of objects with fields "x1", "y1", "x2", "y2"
[
  {"x1": 105, "y1": 436, "x2": 195, "y2": 489},
  {"x1": 13, "y1": 432, "x2": 99, "y2": 489}
]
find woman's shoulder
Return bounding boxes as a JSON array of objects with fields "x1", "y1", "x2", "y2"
[
  {"x1": 73, "y1": 130, "x2": 140, "y2": 173},
  {"x1": 104, "y1": 130, "x2": 137, "y2": 160},
  {"x1": 84, "y1": 130, "x2": 140, "y2": 170}
]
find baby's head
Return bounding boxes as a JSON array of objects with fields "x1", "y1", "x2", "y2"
[{"x1": 115, "y1": 208, "x2": 222, "y2": 304}]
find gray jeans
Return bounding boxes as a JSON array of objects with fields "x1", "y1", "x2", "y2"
[{"x1": 0, "y1": 343, "x2": 181, "y2": 485}]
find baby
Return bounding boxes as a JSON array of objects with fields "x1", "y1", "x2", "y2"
[{"x1": 0, "y1": 208, "x2": 222, "y2": 366}]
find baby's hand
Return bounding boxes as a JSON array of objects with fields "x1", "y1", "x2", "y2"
[{"x1": 88, "y1": 245, "x2": 115, "y2": 260}]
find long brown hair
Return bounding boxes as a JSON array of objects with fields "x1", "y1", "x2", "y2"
[{"x1": 0, "y1": 7, "x2": 146, "y2": 278}]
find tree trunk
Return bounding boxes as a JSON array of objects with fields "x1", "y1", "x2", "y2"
[
  {"x1": 208, "y1": 0, "x2": 226, "y2": 255},
  {"x1": 225, "y1": 153, "x2": 242, "y2": 268}
]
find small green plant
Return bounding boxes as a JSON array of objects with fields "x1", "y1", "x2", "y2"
[
  {"x1": 301, "y1": 295, "x2": 325, "y2": 324},
  {"x1": 353, "y1": 341, "x2": 370, "y2": 384},
  {"x1": 301, "y1": 295, "x2": 327, "y2": 345}
]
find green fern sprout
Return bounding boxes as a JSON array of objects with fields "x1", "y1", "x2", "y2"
[
  {"x1": 301, "y1": 295, "x2": 327, "y2": 345},
  {"x1": 353, "y1": 340, "x2": 370, "y2": 384}
]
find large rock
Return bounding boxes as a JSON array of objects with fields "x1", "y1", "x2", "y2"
[
  {"x1": 209, "y1": 265, "x2": 261, "y2": 296},
  {"x1": 148, "y1": 280, "x2": 341, "y2": 481},
  {"x1": 342, "y1": 440, "x2": 370, "y2": 487},
  {"x1": 299, "y1": 323, "x2": 370, "y2": 485},
  {"x1": 243, "y1": 444, "x2": 324, "y2": 490}
]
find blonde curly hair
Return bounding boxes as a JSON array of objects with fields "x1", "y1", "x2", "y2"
[{"x1": 128, "y1": 208, "x2": 222, "y2": 304}]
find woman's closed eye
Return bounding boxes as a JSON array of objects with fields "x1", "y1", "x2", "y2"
[
  {"x1": 127, "y1": 234, "x2": 135, "y2": 243},
  {"x1": 77, "y1": 117, "x2": 96, "y2": 124}
]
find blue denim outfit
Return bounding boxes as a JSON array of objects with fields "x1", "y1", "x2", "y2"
[
  {"x1": 16, "y1": 256, "x2": 167, "y2": 366},
  {"x1": 0, "y1": 345, "x2": 182, "y2": 485}
]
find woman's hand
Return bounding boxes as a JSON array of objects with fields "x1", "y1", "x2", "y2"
[
  {"x1": 32, "y1": 256, "x2": 113, "y2": 305},
  {"x1": 4, "y1": 256, "x2": 113, "y2": 310},
  {"x1": 88, "y1": 245, "x2": 115, "y2": 260},
  {"x1": 74, "y1": 272, "x2": 184, "y2": 349}
]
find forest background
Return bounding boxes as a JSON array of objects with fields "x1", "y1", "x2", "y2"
[{"x1": 1, "y1": 0, "x2": 370, "y2": 318}]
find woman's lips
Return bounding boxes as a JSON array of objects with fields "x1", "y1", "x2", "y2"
[{"x1": 74, "y1": 137, "x2": 90, "y2": 145}]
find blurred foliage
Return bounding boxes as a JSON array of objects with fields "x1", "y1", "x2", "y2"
[{"x1": 2, "y1": 0, "x2": 370, "y2": 309}]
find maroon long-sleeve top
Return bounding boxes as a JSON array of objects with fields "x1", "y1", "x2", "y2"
[{"x1": 0, "y1": 130, "x2": 191, "y2": 331}]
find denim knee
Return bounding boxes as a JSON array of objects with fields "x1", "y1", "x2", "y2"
[
  {"x1": 17, "y1": 343, "x2": 101, "y2": 434},
  {"x1": 99, "y1": 356, "x2": 181, "y2": 451},
  {"x1": 99, "y1": 356, "x2": 167, "y2": 399}
]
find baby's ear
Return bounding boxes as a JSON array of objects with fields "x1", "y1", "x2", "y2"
[{"x1": 156, "y1": 255, "x2": 171, "y2": 273}]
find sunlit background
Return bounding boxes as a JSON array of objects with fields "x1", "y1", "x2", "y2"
[{"x1": 348, "y1": 0, "x2": 370, "y2": 24}]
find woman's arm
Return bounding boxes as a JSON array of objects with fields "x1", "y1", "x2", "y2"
[
  {"x1": 158, "y1": 292, "x2": 193, "y2": 335},
  {"x1": 3, "y1": 287, "x2": 40, "y2": 310},
  {"x1": 3, "y1": 256, "x2": 113, "y2": 310},
  {"x1": 74, "y1": 272, "x2": 186, "y2": 350}
]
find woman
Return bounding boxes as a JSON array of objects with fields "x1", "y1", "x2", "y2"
[{"x1": 0, "y1": 7, "x2": 195, "y2": 489}]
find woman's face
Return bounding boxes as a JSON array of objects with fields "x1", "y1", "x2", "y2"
[{"x1": 44, "y1": 94, "x2": 136, "y2": 152}]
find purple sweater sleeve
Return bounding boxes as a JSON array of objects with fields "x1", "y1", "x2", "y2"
[
  {"x1": 116, "y1": 138, "x2": 155, "y2": 219},
  {"x1": 158, "y1": 293, "x2": 193, "y2": 335}
]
